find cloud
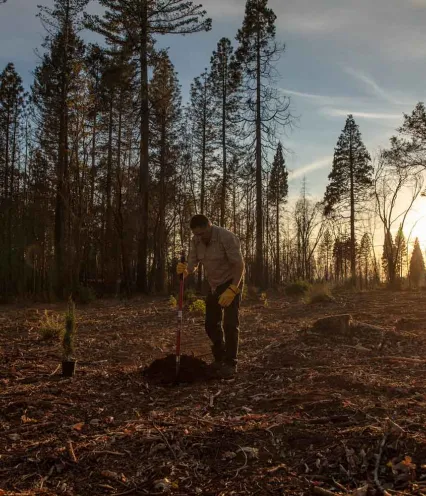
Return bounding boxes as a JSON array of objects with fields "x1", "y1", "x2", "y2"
[
  {"x1": 280, "y1": 88, "x2": 377, "y2": 109},
  {"x1": 289, "y1": 157, "x2": 331, "y2": 181},
  {"x1": 201, "y1": 0, "x2": 245, "y2": 20},
  {"x1": 322, "y1": 108, "x2": 403, "y2": 120},
  {"x1": 343, "y1": 67, "x2": 409, "y2": 105}
]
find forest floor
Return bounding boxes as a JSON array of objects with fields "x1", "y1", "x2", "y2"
[{"x1": 1, "y1": 290, "x2": 426, "y2": 496}]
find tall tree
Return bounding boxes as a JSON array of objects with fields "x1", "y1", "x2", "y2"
[
  {"x1": 374, "y1": 151, "x2": 423, "y2": 286},
  {"x1": 395, "y1": 225, "x2": 407, "y2": 280},
  {"x1": 149, "y1": 52, "x2": 181, "y2": 292},
  {"x1": 318, "y1": 227, "x2": 333, "y2": 281},
  {"x1": 236, "y1": 0, "x2": 292, "y2": 288},
  {"x1": 189, "y1": 70, "x2": 216, "y2": 217},
  {"x1": 409, "y1": 238, "x2": 425, "y2": 288},
  {"x1": 324, "y1": 115, "x2": 373, "y2": 284},
  {"x1": 210, "y1": 38, "x2": 241, "y2": 227},
  {"x1": 32, "y1": 0, "x2": 89, "y2": 298},
  {"x1": 0, "y1": 63, "x2": 25, "y2": 295},
  {"x1": 294, "y1": 179, "x2": 324, "y2": 281},
  {"x1": 267, "y1": 142, "x2": 288, "y2": 285},
  {"x1": 87, "y1": 0, "x2": 211, "y2": 293},
  {"x1": 358, "y1": 233, "x2": 372, "y2": 288}
]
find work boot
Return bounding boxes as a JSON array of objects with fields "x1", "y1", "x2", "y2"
[{"x1": 218, "y1": 363, "x2": 237, "y2": 379}]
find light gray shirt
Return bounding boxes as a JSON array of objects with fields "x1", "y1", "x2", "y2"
[{"x1": 188, "y1": 225, "x2": 243, "y2": 290}]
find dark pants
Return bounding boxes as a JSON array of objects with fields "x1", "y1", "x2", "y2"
[{"x1": 205, "y1": 280, "x2": 240, "y2": 367}]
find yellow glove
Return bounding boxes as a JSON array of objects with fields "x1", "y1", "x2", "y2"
[
  {"x1": 176, "y1": 262, "x2": 188, "y2": 278},
  {"x1": 218, "y1": 284, "x2": 240, "y2": 307}
]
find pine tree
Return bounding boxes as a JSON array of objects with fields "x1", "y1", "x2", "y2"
[
  {"x1": 324, "y1": 115, "x2": 373, "y2": 285},
  {"x1": 382, "y1": 231, "x2": 394, "y2": 284},
  {"x1": 394, "y1": 225, "x2": 407, "y2": 279},
  {"x1": 189, "y1": 70, "x2": 216, "y2": 216},
  {"x1": 87, "y1": 0, "x2": 211, "y2": 293},
  {"x1": 236, "y1": 0, "x2": 292, "y2": 288},
  {"x1": 318, "y1": 228, "x2": 333, "y2": 281},
  {"x1": 210, "y1": 38, "x2": 241, "y2": 227},
  {"x1": 409, "y1": 238, "x2": 425, "y2": 288},
  {"x1": 32, "y1": 0, "x2": 89, "y2": 298},
  {"x1": 149, "y1": 52, "x2": 181, "y2": 292},
  {"x1": 268, "y1": 142, "x2": 288, "y2": 285},
  {"x1": 358, "y1": 233, "x2": 371, "y2": 287},
  {"x1": 0, "y1": 63, "x2": 25, "y2": 295}
]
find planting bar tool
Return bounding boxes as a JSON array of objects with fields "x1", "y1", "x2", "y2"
[{"x1": 176, "y1": 251, "x2": 186, "y2": 379}]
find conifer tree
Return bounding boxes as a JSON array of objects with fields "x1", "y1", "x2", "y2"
[
  {"x1": 210, "y1": 38, "x2": 241, "y2": 227},
  {"x1": 318, "y1": 228, "x2": 333, "y2": 281},
  {"x1": 324, "y1": 115, "x2": 373, "y2": 284},
  {"x1": 189, "y1": 70, "x2": 216, "y2": 216},
  {"x1": 395, "y1": 225, "x2": 407, "y2": 279},
  {"x1": 236, "y1": 0, "x2": 292, "y2": 288},
  {"x1": 268, "y1": 142, "x2": 288, "y2": 285},
  {"x1": 0, "y1": 63, "x2": 25, "y2": 295},
  {"x1": 409, "y1": 238, "x2": 425, "y2": 288},
  {"x1": 87, "y1": 0, "x2": 211, "y2": 293},
  {"x1": 149, "y1": 51, "x2": 181, "y2": 292},
  {"x1": 32, "y1": 0, "x2": 89, "y2": 297}
]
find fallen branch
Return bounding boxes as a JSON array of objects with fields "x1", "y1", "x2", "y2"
[
  {"x1": 152, "y1": 423, "x2": 177, "y2": 460},
  {"x1": 93, "y1": 450, "x2": 127, "y2": 456},
  {"x1": 67, "y1": 440, "x2": 77, "y2": 463},
  {"x1": 312, "y1": 487, "x2": 341, "y2": 496},
  {"x1": 377, "y1": 356, "x2": 426, "y2": 364},
  {"x1": 3, "y1": 421, "x2": 56, "y2": 436},
  {"x1": 374, "y1": 433, "x2": 388, "y2": 492}
]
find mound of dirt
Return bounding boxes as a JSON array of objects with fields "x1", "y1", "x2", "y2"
[{"x1": 142, "y1": 354, "x2": 213, "y2": 384}]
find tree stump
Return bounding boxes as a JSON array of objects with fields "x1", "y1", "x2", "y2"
[{"x1": 311, "y1": 314, "x2": 353, "y2": 335}]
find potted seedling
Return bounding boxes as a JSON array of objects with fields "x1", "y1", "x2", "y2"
[{"x1": 62, "y1": 297, "x2": 77, "y2": 377}]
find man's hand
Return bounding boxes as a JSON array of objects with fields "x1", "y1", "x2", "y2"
[
  {"x1": 218, "y1": 284, "x2": 240, "y2": 307},
  {"x1": 176, "y1": 262, "x2": 189, "y2": 278}
]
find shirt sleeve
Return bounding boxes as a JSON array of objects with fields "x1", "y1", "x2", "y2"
[
  {"x1": 222, "y1": 231, "x2": 244, "y2": 266},
  {"x1": 187, "y1": 237, "x2": 199, "y2": 272}
]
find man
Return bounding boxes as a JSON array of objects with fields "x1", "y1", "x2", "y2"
[{"x1": 177, "y1": 215, "x2": 245, "y2": 378}]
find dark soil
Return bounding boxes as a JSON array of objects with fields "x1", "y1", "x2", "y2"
[
  {"x1": 1, "y1": 290, "x2": 426, "y2": 495},
  {"x1": 142, "y1": 354, "x2": 213, "y2": 384}
]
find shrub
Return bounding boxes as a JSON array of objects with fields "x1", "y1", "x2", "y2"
[
  {"x1": 38, "y1": 310, "x2": 63, "y2": 341},
  {"x1": 260, "y1": 291, "x2": 268, "y2": 307},
  {"x1": 189, "y1": 299, "x2": 206, "y2": 315},
  {"x1": 169, "y1": 295, "x2": 177, "y2": 308},
  {"x1": 63, "y1": 298, "x2": 76, "y2": 360},
  {"x1": 285, "y1": 280, "x2": 311, "y2": 297},
  {"x1": 306, "y1": 283, "x2": 335, "y2": 304}
]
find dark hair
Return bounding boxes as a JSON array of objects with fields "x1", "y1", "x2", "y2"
[{"x1": 190, "y1": 214, "x2": 210, "y2": 229}]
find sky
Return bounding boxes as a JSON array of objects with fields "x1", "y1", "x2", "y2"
[{"x1": 1, "y1": 0, "x2": 426, "y2": 242}]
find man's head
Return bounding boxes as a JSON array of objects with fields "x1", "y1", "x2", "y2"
[{"x1": 190, "y1": 214, "x2": 212, "y2": 244}]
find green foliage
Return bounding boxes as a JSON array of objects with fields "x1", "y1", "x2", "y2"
[
  {"x1": 268, "y1": 142, "x2": 288, "y2": 206},
  {"x1": 409, "y1": 238, "x2": 425, "y2": 288},
  {"x1": 324, "y1": 115, "x2": 373, "y2": 217},
  {"x1": 260, "y1": 291, "x2": 268, "y2": 307},
  {"x1": 38, "y1": 310, "x2": 63, "y2": 341},
  {"x1": 306, "y1": 283, "x2": 335, "y2": 304},
  {"x1": 63, "y1": 298, "x2": 76, "y2": 360},
  {"x1": 285, "y1": 281, "x2": 311, "y2": 297},
  {"x1": 189, "y1": 298, "x2": 206, "y2": 315},
  {"x1": 169, "y1": 295, "x2": 177, "y2": 308}
]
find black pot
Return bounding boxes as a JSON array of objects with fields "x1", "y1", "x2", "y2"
[{"x1": 62, "y1": 360, "x2": 77, "y2": 377}]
